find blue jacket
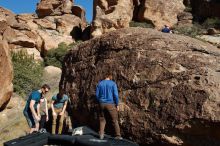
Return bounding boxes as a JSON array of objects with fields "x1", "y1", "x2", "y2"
[
  {"x1": 96, "y1": 80, "x2": 119, "y2": 106},
  {"x1": 162, "y1": 27, "x2": 171, "y2": 33}
]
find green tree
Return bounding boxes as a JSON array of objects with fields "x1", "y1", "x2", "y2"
[
  {"x1": 12, "y1": 50, "x2": 44, "y2": 98},
  {"x1": 44, "y1": 42, "x2": 81, "y2": 68}
]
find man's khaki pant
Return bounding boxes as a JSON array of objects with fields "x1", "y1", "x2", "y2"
[
  {"x1": 99, "y1": 103, "x2": 121, "y2": 137},
  {"x1": 52, "y1": 108, "x2": 65, "y2": 134}
]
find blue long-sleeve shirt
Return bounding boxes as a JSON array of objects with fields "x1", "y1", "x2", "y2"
[{"x1": 96, "y1": 80, "x2": 119, "y2": 106}]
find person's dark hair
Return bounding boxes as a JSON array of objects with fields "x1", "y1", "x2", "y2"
[
  {"x1": 104, "y1": 71, "x2": 113, "y2": 79},
  {"x1": 41, "y1": 84, "x2": 51, "y2": 90},
  {"x1": 58, "y1": 88, "x2": 65, "y2": 100}
]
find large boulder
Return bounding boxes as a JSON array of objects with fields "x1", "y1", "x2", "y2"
[
  {"x1": 0, "y1": 7, "x2": 16, "y2": 35},
  {"x1": 60, "y1": 27, "x2": 220, "y2": 145},
  {"x1": 91, "y1": 0, "x2": 134, "y2": 37},
  {"x1": 137, "y1": 0, "x2": 185, "y2": 29},
  {"x1": 36, "y1": 29, "x2": 73, "y2": 52},
  {"x1": 42, "y1": 66, "x2": 62, "y2": 98},
  {"x1": 0, "y1": 40, "x2": 13, "y2": 111},
  {"x1": 72, "y1": 5, "x2": 87, "y2": 27},
  {"x1": 36, "y1": 0, "x2": 74, "y2": 18},
  {"x1": 0, "y1": 7, "x2": 16, "y2": 27}
]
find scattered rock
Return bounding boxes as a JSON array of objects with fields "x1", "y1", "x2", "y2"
[
  {"x1": 197, "y1": 34, "x2": 220, "y2": 46},
  {"x1": 207, "y1": 28, "x2": 220, "y2": 35}
]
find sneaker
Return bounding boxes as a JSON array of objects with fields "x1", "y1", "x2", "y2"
[
  {"x1": 100, "y1": 134, "x2": 104, "y2": 140},
  {"x1": 115, "y1": 136, "x2": 123, "y2": 140}
]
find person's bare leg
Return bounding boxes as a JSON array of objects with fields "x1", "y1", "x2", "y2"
[
  {"x1": 58, "y1": 114, "x2": 65, "y2": 134},
  {"x1": 52, "y1": 114, "x2": 58, "y2": 134},
  {"x1": 35, "y1": 122, "x2": 39, "y2": 132}
]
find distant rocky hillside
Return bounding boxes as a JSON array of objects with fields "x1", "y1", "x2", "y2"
[
  {"x1": 0, "y1": 0, "x2": 87, "y2": 111},
  {"x1": 61, "y1": 27, "x2": 220, "y2": 146},
  {"x1": 91, "y1": 0, "x2": 185, "y2": 37},
  {"x1": 91, "y1": 0, "x2": 220, "y2": 37},
  {"x1": 0, "y1": 0, "x2": 86, "y2": 60}
]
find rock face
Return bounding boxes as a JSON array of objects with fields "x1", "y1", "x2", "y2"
[
  {"x1": 42, "y1": 66, "x2": 62, "y2": 98},
  {"x1": 60, "y1": 28, "x2": 220, "y2": 145},
  {"x1": 36, "y1": 0, "x2": 74, "y2": 18},
  {"x1": 91, "y1": 0, "x2": 134, "y2": 37},
  {"x1": 0, "y1": 2, "x2": 86, "y2": 57},
  {"x1": 0, "y1": 40, "x2": 13, "y2": 111},
  {"x1": 137, "y1": 0, "x2": 185, "y2": 29},
  {"x1": 0, "y1": 4, "x2": 85, "y2": 109},
  {"x1": 191, "y1": 0, "x2": 220, "y2": 18},
  {"x1": 91, "y1": 0, "x2": 185, "y2": 36},
  {"x1": 177, "y1": 11, "x2": 193, "y2": 26}
]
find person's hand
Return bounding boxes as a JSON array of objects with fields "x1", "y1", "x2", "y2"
[
  {"x1": 59, "y1": 112, "x2": 64, "y2": 116},
  {"x1": 116, "y1": 106, "x2": 120, "y2": 111},
  {"x1": 46, "y1": 115, "x2": 49, "y2": 121},
  {"x1": 36, "y1": 115, "x2": 41, "y2": 121},
  {"x1": 52, "y1": 112, "x2": 57, "y2": 116}
]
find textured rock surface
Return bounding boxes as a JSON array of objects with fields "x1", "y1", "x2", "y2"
[
  {"x1": 36, "y1": 0, "x2": 73, "y2": 18},
  {"x1": 91, "y1": 0, "x2": 134, "y2": 37},
  {"x1": 0, "y1": 4, "x2": 86, "y2": 56},
  {"x1": 137, "y1": 0, "x2": 185, "y2": 29},
  {"x1": 177, "y1": 11, "x2": 193, "y2": 26},
  {"x1": 0, "y1": 40, "x2": 13, "y2": 111},
  {"x1": 42, "y1": 66, "x2": 62, "y2": 98},
  {"x1": 60, "y1": 28, "x2": 220, "y2": 145},
  {"x1": 72, "y1": 5, "x2": 87, "y2": 27}
]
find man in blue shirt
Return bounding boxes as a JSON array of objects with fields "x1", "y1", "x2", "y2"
[
  {"x1": 51, "y1": 88, "x2": 69, "y2": 134},
  {"x1": 23, "y1": 84, "x2": 50, "y2": 134},
  {"x1": 96, "y1": 73, "x2": 122, "y2": 139},
  {"x1": 161, "y1": 25, "x2": 173, "y2": 33}
]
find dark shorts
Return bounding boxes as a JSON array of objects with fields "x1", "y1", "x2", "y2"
[{"x1": 23, "y1": 109, "x2": 38, "y2": 128}]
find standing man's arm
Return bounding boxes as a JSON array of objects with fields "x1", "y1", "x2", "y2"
[
  {"x1": 96, "y1": 84, "x2": 100, "y2": 101},
  {"x1": 60, "y1": 100, "x2": 67, "y2": 116},
  {"x1": 45, "y1": 98, "x2": 49, "y2": 121},
  {"x1": 51, "y1": 100, "x2": 57, "y2": 116},
  {"x1": 113, "y1": 83, "x2": 119, "y2": 111},
  {"x1": 37, "y1": 103, "x2": 40, "y2": 118},
  {"x1": 30, "y1": 100, "x2": 40, "y2": 121}
]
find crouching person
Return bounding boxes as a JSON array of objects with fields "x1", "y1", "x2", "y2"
[
  {"x1": 23, "y1": 84, "x2": 50, "y2": 134},
  {"x1": 51, "y1": 88, "x2": 69, "y2": 134}
]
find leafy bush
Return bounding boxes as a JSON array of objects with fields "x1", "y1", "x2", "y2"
[
  {"x1": 184, "y1": 6, "x2": 192, "y2": 12},
  {"x1": 44, "y1": 42, "x2": 81, "y2": 68},
  {"x1": 129, "y1": 21, "x2": 154, "y2": 28},
  {"x1": 202, "y1": 17, "x2": 220, "y2": 29},
  {"x1": 173, "y1": 23, "x2": 204, "y2": 37},
  {"x1": 12, "y1": 50, "x2": 44, "y2": 97}
]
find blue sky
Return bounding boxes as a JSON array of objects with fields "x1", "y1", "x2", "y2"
[{"x1": 0, "y1": 0, "x2": 93, "y2": 22}]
